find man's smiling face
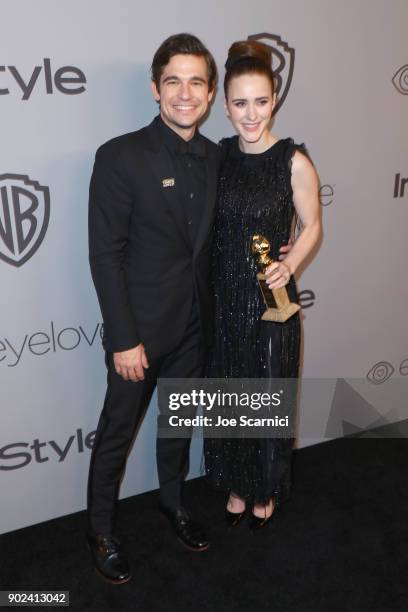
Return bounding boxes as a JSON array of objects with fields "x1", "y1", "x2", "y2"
[{"x1": 151, "y1": 53, "x2": 214, "y2": 140}]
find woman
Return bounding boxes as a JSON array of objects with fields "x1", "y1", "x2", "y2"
[{"x1": 204, "y1": 40, "x2": 321, "y2": 529}]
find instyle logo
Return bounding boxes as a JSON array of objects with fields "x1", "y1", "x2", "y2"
[
  {"x1": 392, "y1": 65, "x2": 408, "y2": 95},
  {"x1": 0, "y1": 174, "x2": 50, "y2": 267},
  {"x1": 0, "y1": 428, "x2": 95, "y2": 471},
  {"x1": 0, "y1": 58, "x2": 86, "y2": 100},
  {"x1": 247, "y1": 33, "x2": 294, "y2": 115},
  {"x1": 0, "y1": 321, "x2": 104, "y2": 367},
  {"x1": 393, "y1": 173, "x2": 408, "y2": 198},
  {"x1": 367, "y1": 358, "x2": 408, "y2": 384}
]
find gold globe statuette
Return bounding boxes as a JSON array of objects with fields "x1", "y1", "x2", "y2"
[{"x1": 251, "y1": 234, "x2": 301, "y2": 323}]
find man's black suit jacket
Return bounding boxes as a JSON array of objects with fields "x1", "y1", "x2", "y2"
[{"x1": 88, "y1": 117, "x2": 220, "y2": 359}]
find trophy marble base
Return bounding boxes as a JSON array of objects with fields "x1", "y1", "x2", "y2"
[{"x1": 257, "y1": 272, "x2": 301, "y2": 323}]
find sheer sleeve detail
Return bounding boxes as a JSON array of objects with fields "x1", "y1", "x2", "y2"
[{"x1": 284, "y1": 139, "x2": 310, "y2": 171}]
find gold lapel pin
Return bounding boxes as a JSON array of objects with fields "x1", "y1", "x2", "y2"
[{"x1": 162, "y1": 178, "x2": 175, "y2": 188}]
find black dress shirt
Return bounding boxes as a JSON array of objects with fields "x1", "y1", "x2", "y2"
[{"x1": 156, "y1": 115, "x2": 207, "y2": 245}]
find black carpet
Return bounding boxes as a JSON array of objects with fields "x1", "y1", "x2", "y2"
[{"x1": 1, "y1": 437, "x2": 407, "y2": 611}]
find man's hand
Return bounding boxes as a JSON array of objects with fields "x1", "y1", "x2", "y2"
[
  {"x1": 278, "y1": 238, "x2": 293, "y2": 261},
  {"x1": 113, "y1": 344, "x2": 149, "y2": 382}
]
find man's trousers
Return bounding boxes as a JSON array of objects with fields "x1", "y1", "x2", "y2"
[{"x1": 87, "y1": 309, "x2": 204, "y2": 535}]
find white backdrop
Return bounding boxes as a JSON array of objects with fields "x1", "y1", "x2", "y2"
[{"x1": 1, "y1": 0, "x2": 407, "y2": 534}]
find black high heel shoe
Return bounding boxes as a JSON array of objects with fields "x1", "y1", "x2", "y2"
[
  {"x1": 225, "y1": 493, "x2": 246, "y2": 527},
  {"x1": 249, "y1": 501, "x2": 275, "y2": 531},
  {"x1": 225, "y1": 508, "x2": 246, "y2": 527},
  {"x1": 248, "y1": 513, "x2": 274, "y2": 530}
]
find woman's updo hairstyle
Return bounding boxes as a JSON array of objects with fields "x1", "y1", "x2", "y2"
[{"x1": 224, "y1": 40, "x2": 274, "y2": 97}]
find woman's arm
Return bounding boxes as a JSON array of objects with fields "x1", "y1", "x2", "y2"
[{"x1": 266, "y1": 150, "x2": 322, "y2": 289}]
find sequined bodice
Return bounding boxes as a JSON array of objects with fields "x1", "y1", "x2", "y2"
[{"x1": 215, "y1": 137, "x2": 296, "y2": 261}]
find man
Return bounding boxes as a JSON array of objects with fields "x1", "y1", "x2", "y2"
[{"x1": 87, "y1": 33, "x2": 219, "y2": 584}]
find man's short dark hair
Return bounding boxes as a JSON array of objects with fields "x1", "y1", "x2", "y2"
[{"x1": 151, "y1": 33, "x2": 217, "y2": 92}]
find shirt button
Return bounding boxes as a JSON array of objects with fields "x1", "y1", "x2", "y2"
[
  {"x1": 187, "y1": 162, "x2": 192, "y2": 168},
  {"x1": 190, "y1": 193, "x2": 194, "y2": 199},
  {"x1": 188, "y1": 220, "x2": 192, "y2": 225}
]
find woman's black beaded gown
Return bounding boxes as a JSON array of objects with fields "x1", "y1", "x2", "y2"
[{"x1": 204, "y1": 135, "x2": 305, "y2": 506}]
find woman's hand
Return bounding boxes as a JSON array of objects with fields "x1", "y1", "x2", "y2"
[{"x1": 265, "y1": 260, "x2": 292, "y2": 290}]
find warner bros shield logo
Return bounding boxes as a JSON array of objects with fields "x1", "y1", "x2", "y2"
[
  {"x1": 248, "y1": 33, "x2": 295, "y2": 115},
  {"x1": 0, "y1": 174, "x2": 50, "y2": 267}
]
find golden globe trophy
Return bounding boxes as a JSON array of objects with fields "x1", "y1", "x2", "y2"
[{"x1": 251, "y1": 234, "x2": 300, "y2": 323}]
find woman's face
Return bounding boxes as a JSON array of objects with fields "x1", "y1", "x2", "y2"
[{"x1": 225, "y1": 73, "x2": 276, "y2": 150}]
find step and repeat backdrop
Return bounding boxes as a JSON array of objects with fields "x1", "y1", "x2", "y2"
[{"x1": 1, "y1": 0, "x2": 407, "y2": 533}]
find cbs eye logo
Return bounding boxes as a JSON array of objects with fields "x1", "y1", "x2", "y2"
[
  {"x1": 366, "y1": 358, "x2": 408, "y2": 384},
  {"x1": 392, "y1": 65, "x2": 408, "y2": 95}
]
